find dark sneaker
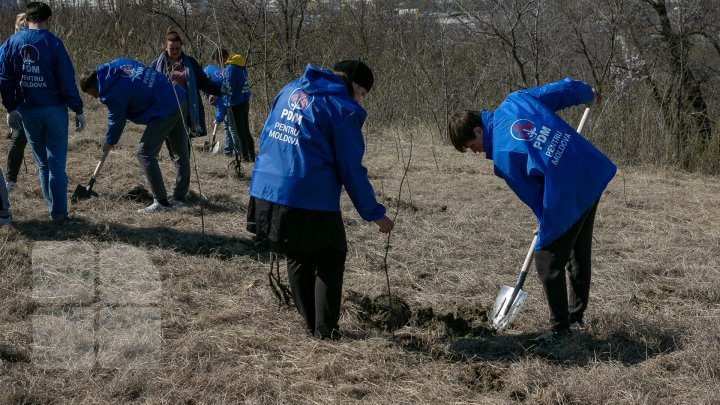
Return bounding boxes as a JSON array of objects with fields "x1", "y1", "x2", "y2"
[
  {"x1": 531, "y1": 328, "x2": 572, "y2": 347},
  {"x1": 168, "y1": 197, "x2": 189, "y2": 208},
  {"x1": 52, "y1": 216, "x2": 75, "y2": 225},
  {"x1": 569, "y1": 319, "x2": 586, "y2": 331},
  {"x1": 315, "y1": 327, "x2": 342, "y2": 341},
  {"x1": 0, "y1": 215, "x2": 12, "y2": 226}
]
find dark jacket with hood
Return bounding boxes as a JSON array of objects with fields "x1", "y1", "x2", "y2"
[{"x1": 150, "y1": 51, "x2": 220, "y2": 137}]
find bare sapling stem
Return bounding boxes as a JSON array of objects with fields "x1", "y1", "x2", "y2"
[{"x1": 383, "y1": 128, "x2": 413, "y2": 338}]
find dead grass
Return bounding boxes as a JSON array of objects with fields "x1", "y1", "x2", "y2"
[{"x1": 1, "y1": 106, "x2": 719, "y2": 403}]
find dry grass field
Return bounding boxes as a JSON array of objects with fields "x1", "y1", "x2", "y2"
[{"x1": 1, "y1": 104, "x2": 719, "y2": 404}]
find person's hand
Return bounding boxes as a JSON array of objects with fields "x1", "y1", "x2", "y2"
[
  {"x1": 102, "y1": 143, "x2": 114, "y2": 153},
  {"x1": 533, "y1": 225, "x2": 539, "y2": 235},
  {"x1": 587, "y1": 87, "x2": 601, "y2": 108},
  {"x1": 75, "y1": 113, "x2": 86, "y2": 132},
  {"x1": 374, "y1": 215, "x2": 394, "y2": 233},
  {"x1": 208, "y1": 95, "x2": 218, "y2": 103},
  {"x1": 6, "y1": 110, "x2": 22, "y2": 130}
]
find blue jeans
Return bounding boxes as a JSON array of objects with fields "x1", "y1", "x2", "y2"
[
  {"x1": 20, "y1": 105, "x2": 69, "y2": 220},
  {"x1": 222, "y1": 116, "x2": 240, "y2": 156}
]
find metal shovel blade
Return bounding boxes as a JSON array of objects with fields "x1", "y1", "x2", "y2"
[
  {"x1": 70, "y1": 183, "x2": 97, "y2": 202},
  {"x1": 490, "y1": 285, "x2": 528, "y2": 332}
]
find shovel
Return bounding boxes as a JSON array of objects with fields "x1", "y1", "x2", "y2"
[
  {"x1": 490, "y1": 106, "x2": 593, "y2": 332},
  {"x1": 71, "y1": 151, "x2": 109, "y2": 203},
  {"x1": 490, "y1": 236, "x2": 537, "y2": 331},
  {"x1": 203, "y1": 122, "x2": 220, "y2": 154}
]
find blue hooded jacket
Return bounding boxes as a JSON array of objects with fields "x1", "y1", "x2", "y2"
[
  {"x1": 249, "y1": 64, "x2": 385, "y2": 221},
  {"x1": 0, "y1": 29, "x2": 83, "y2": 114},
  {"x1": 222, "y1": 54, "x2": 251, "y2": 106},
  {"x1": 202, "y1": 64, "x2": 227, "y2": 123},
  {"x1": 482, "y1": 78, "x2": 616, "y2": 250},
  {"x1": 96, "y1": 59, "x2": 185, "y2": 145}
]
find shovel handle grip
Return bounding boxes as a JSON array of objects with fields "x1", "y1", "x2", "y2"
[{"x1": 91, "y1": 151, "x2": 109, "y2": 180}]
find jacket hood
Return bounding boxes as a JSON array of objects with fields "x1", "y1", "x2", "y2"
[
  {"x1": 299, "y1": 64, "x2": 350, "y2": 97},
  {"x1": 96, "y1": 60, "x2": 126, "y2": 98},
  {"x1": 226, "y1": 54, "x2": 246, "y2": 68}
]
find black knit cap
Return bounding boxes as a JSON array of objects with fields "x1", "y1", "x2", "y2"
[{"x1": 333, "y1": 60, "x2": 374, "y2": 92}]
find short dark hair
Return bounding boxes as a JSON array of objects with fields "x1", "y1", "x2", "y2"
[
  {"x1": 26, "y1": 2, "x2": 52, "y2": 23},
  {"x1": 448, "y1": 110, "x2": 483, "y2": 152},
  {"x1": 78, "y1": 70, "x2": 98, "y2": 93},
  {"x1": 211, "y1": 48, "x2": 229, "y2": 64},
  {"x1": 333, "y1": 60, "x2": 374, "y2": 92}
]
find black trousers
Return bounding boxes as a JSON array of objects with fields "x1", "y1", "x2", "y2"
[
  {"x1": 228, "y1": 102, "x2": 255, "y2": 161},
  {"x1": 287, "y1": 248, "x2": 346, "y2": 339},
  {"x1": 6, "y1": 127, "x2": 27, "y2": 182},
  {"x1": 534, "y1": 200, "x2": 599, "y2": 331}
]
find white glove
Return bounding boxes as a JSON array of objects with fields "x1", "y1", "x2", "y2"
[
  {"x1": 6, "y1": 110, "x2": 22, "y2": 130},
  {"x1": 75, "y1": 113, "x2": 86, "y2": 132}
]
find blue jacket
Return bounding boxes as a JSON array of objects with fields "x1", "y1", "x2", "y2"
[
  {"x1": 0, "y1": 29, "x2": 83, "y2": 114},
  {"x1": 96, "y1": 59, "x2": 185, "y2": 145},
  {"x1": 203, "y1": 64, "x2": 227, "y2": 123},
  {"x1": 222, "y1": 54, "x2": 251, "y2": 106},
  {"x1": 249, "y1": 64, "x2": 385, "y2": 221},
  {"x1": 482, "y1": 78, "x2": 616, "y2": 249}
]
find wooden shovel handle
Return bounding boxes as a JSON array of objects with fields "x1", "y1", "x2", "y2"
[{"x1": 91, "y1": 151, "x2": 109, "y2": 180}]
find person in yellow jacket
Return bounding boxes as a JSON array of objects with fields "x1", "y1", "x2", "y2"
[{"x1": 212, "y1": 49, "x2": 254, "y2": 161}]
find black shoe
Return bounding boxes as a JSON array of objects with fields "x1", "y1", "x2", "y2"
[
  {"x1": 568, "y1": 314, "x2": 586, "y2": 331},
  {"x1": 52, "y1": 216, "x2": 76, "y2": 225},
  {"x1": 315, "y1": 327, "x2": 341, "y2": 341},
  {"x1": 569, "y1": 319, "x2": 586, "y2": 331},
  {"x1": 531, "y1": 328, "x2": 572, "y2": 347}
]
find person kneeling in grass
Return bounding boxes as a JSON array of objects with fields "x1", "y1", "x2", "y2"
[
  {"x1": 78, "y1": 59, "x2": 187, "y2": 213},
  {"x1": 448, "y1": 78, "x2": 616, "y2": 346}
]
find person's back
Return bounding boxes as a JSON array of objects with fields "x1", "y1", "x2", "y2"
[
  {"x1": 250, "y1": 64, "x2": 380, "y2": 220},
  {"x1": 222, "y1": 54, "x2": 251, "y2": 107},
  {"x1": 0, "y1": 26, "x2": 82, "y2": 114},
  {"x1": 483, "y1": 79, "x2": 616, "y2": 248},
  {"x1": 202, "y1": 64, "x2": 227, "y2": 120},
  {"x1": 97, "y1": 59, "x2": 184, "y2": 143}
]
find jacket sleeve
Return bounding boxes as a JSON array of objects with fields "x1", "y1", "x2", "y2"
[
  {"x1": 54, "y1": 40, "x2": 83, "y2": 114},
  {"x1": 521, "y1": 78, "x2": 593, "y2": 112},
  {"x1": 0, "y1": 40, "x2": 17, "y2": 112},
  {"x1": 333, "y1": 111, "x2": 386, "y2": 222},
  {"x1": 103, "y1": 96, "x2": 128, "y2": 145},
  {"x1": 193, "y1": 58, "x2": 221, "y2": 96}
]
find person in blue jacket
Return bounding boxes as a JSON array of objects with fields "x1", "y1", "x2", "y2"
[
  {"x1": 202, "y1": 64, "x2": 239, "y2": 156},
  {"x1": 247, "y1": 60, "x2": 394, "y2": 340},
  {"x1": 212, "y1": 48, "x2": 254, "y2": 161},
  {"x1": 78, "y1": 59, "x2": 186, "y2": 213},
  {"x1": 0, "y1": 2, "x2": 85, "y2": 223},
  {"x1": 448, "y1": 78, "x2": 616, "y2": 346}
]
